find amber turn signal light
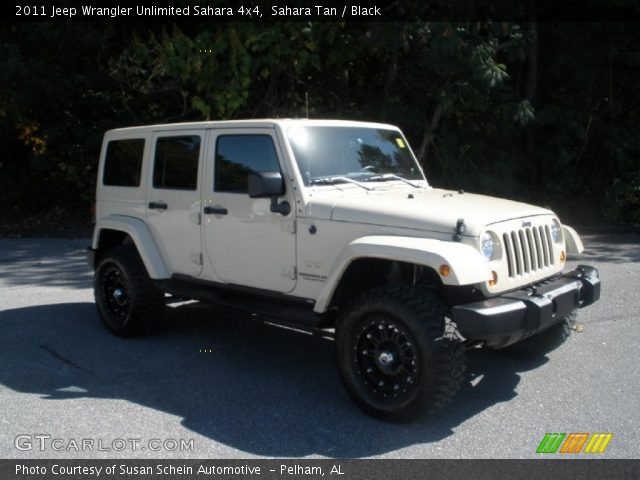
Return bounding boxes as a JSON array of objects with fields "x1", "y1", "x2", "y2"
[
  {"x1": 560, "y1": 251, "x2": 566, "y2": 263},
  {"x1": 439, "y1": 264, "x2": 450, "y2": 276},
  {"x1": 488, "y1": 271, "x2": 498, "y2": 287}
]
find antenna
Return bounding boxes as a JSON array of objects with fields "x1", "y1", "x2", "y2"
[{"x1": 305, "y1": 91, "x2": 309, "y2": 118}]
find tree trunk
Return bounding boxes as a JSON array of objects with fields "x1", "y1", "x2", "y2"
[
  {"x1": 381, "y1": 60, "x2": 398, "y2": 119},
  {"x1": 416, "y1": 103, "x2": 443, "y2": 166},
  {"x1": 525, "y1": 0, "x2": 538, "y2": 194}
]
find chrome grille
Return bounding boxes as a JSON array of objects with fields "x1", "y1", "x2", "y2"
[{"x1": 503, "y1": 225, "x2": 554, "y2": 278}]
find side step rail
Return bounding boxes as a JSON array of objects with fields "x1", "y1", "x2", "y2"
[{"x1": 155, "y1": 278, "x2": 335, "y2": 338}]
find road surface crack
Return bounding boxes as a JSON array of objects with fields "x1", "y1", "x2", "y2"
[{"x1": 39, "y1": 344, "x2": 95, "y2": 375}]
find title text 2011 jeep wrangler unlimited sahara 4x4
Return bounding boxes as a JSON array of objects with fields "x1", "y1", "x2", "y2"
[{"x1": 88, "y1": 119, "x2": 600, "y2": 420}]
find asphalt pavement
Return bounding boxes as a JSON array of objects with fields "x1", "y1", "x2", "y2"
[{"x1": 0, "y1": 234, "x2": 638, "y2": 458}]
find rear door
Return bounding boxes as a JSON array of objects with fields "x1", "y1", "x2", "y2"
[{"x1": 145, "y1": 130, "x2": 205, "y2": 276}]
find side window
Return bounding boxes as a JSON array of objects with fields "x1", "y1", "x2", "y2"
[
  {"x1": 215, "y1": 135, "x2": 280, "y2": 193},
  {"x1": 103, "y1": 139, "x2": 145, "y2": 187},
  {"x1": 153, "y1": 135, "x2": 201, "y2": 190}
]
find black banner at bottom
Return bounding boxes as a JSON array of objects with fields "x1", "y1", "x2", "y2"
[{"x1": 4, "y1": 459, "x2": 640, "y2": 480}]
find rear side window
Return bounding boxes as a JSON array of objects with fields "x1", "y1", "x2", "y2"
[
  {"x1": 103, "y1": 139, "x2": 145, "y2": 187},
  {"x1": 153, "y1": 136, "x2": 201, "y2": 190},
  {"x1": 215, "y1": 135, "x2": 280, "y2": 193}
]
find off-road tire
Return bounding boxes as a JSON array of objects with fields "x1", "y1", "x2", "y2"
[
  {"x1": 336, "y1": 285, "x2": 466, "y2": 421},
  {"x1": 94, "y1": 245, "x2": 164, "y2": 337},
  {"x1": 499, "y1": 311, "x2": 576, "y2": 358}
]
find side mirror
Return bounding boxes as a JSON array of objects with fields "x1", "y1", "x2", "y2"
[
  {"x1": 248, "y1": 171, "x2": 285, "y2": 198},
  {"x1": 247, "y1": 171, "x2": 291, "y2": 216}
]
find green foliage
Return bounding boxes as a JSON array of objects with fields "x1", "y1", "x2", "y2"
[
  {"x1": 0, "y1": 20, "x2": 639, "y2": 227},
  {"x1": 0, "y1": 23, "x2": 121, "y2": 216},
  {"x1": 529, "y1": 22, "x2": 640, "y2": 224}
]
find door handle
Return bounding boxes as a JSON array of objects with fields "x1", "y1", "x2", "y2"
[
  {"x1": 148, "y1": 201, "x2": 168, "y2": 210},
  {"x1": 203, "y1": 206, "x2": 228, "y2": 215}
]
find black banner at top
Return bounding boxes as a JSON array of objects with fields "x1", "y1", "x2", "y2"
[{"x1": 4, "y1": 0, "x2": 640, "y2": 23}]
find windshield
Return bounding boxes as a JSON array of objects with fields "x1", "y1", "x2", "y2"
[{"x1": 286, "y1": 126, "x2": 425, "y2": 186}]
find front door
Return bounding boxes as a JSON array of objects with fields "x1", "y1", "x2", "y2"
[
  {"x1": 146, "y1": 130, "x2": 204, "y2": 276},
  {"x1": 202, "y1": 128, "x2": 296, "y2": 293}
]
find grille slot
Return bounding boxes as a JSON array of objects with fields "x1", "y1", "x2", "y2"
[
  {"x1": 504, "y1": 223, "x2": 555, "y2": 278},
  {"x1": 503, "y1": 233, "x2": 514, "y2": 277}
]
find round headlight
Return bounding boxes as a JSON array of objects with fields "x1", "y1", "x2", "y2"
[
  {"x1": 481, "y1": 232, "x2": 494, "y2": 260},
  {"x1": 551, "y1": 219, "x2": 563, "y2": 243}
]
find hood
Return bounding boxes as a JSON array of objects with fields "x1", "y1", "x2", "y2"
[{"x1": 307, "y1": 188, "x2": 552, "y2": 236}]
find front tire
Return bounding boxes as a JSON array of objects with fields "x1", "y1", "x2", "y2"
[
  {"x1": 94, "y1": 245, "x2": 164, "y2": 337},
  {"x1": 336, "y1": 285, "x2": 465, "y2": 421}
]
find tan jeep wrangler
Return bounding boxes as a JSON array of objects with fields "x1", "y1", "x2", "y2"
[{"x1": 88, "y1": 119, "x2": 600, "y2": 420}]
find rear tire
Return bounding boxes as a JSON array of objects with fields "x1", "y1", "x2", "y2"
[
  {"x1": 336, "y1": 285, "x2": 465, "y2": 421},
  {"x1": 498, "y1": 312, "x2": 576, "y2": 358},
  {"x1": 94, "y1": 245, "x2": 164, "y2": 337}
]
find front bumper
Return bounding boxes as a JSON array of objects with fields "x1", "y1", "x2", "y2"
[{"x1": 451, "y1": 265, "x2": 600, "y2": 348}]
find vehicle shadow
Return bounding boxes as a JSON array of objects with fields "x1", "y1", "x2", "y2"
[{"x1": 0, "y1": 301, "x2": 549, "y2": 458}]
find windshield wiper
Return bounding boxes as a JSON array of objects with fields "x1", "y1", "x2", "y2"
[
  {"x1": 366, "y1": 173, "x2": 421, "y2": 188},
  {"x1": 309, "y1": 176, "x2": 373, "y2": 191}
]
